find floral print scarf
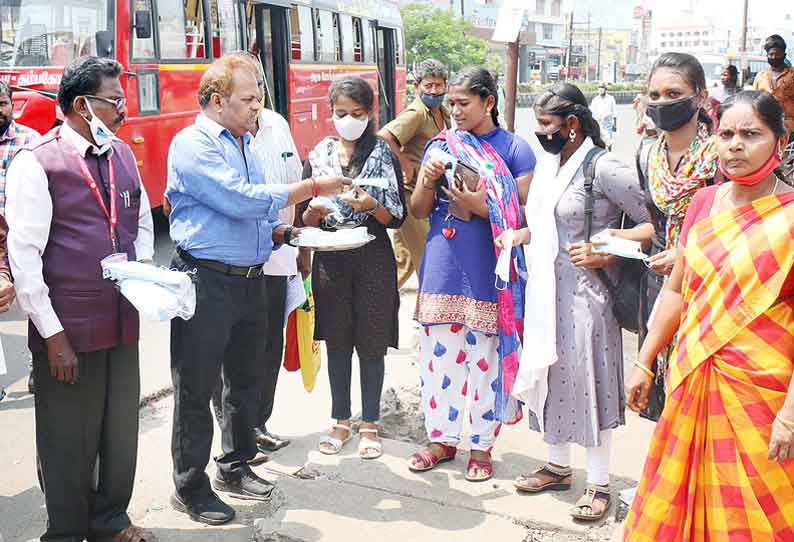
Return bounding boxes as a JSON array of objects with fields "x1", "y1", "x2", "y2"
[{"x1": 648, "y1": 123, "x2": 718, "y2": 249}]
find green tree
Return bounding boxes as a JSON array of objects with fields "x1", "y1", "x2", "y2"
[{"x1": 401, "y1": 3, "x2": 491, "y2": 74}]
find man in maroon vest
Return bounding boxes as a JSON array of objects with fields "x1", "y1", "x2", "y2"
[{"x1": 5, "y1": 56, "x2": 156, "y2": 542}]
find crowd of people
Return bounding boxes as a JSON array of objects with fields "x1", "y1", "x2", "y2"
[{"x1": 1, "y1": 32, "x2": 794, "y2": 542}]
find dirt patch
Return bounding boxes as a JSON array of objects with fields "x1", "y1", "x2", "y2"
[{"x1": 353, "y1": 385, "x2": 427, "y2": 446}]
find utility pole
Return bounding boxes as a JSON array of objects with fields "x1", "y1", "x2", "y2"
[
  {"x1": 505, "y1": 37, "x2": 519, "y2": 132},
  {"x1": 586, "y1": 12, "x2": 591, "y2": 82},
  {"x1": 596, "y1": 27, "x2": 602, "y2": 82},
  {"x1": 566, "y1": 10, "x2": 574, "y2": 81},
  {"x1": 740, "y1": 0, "x2": 749, "y2": 85}
]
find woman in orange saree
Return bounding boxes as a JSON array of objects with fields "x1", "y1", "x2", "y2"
[{"x1": 624, "y1": 91, "x2": 794, "y2": 541}]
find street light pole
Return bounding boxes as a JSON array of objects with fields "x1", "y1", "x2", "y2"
[
  {"x1": 566, "y1": 10, "x2": 574, "y2": 81},
  {"x1": 740, "y1": 0, "x2": 749, "y2": 85}
]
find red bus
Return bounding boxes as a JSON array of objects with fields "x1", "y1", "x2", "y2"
[{"x1": 0, "y1": 0, "x2": 407, "y2": 207}]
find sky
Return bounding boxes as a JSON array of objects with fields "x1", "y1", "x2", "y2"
[{"x1": 569, "y1": 0, "x2": 787, "y2": 31}]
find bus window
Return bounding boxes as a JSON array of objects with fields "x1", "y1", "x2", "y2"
[
  {"x1": 209, "y1": 0, "x2": 241, "y2": 57},
  {"x1": 332, "y1": 13, "x2": 342, "y2": 62},
  {"x1": 132, "y1": 0, "x2": 156, "y2": 59},
  {"x1": 288, "y1": 5, "x2": 313, "y2": 61},
  {"x1": 362, "y1": 18, "x2": 375, "y2": 64},
  {"x1": 158, "y1": 0, "x2": 207, "y2": 59},
  {"x1": 351, "y1": 17, "x2": 363, "y2": 62},
  {"x1": 0, "y1": 0, "x2": 112, "y2": 67},
  {"x1": 312, "y1": 9, "x2": 334, "y2": 63},
  {"x1": 340, "y1": 15, "x2": 355, "y2": 63}
]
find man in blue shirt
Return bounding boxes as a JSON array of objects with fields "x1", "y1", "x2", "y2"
[{"x1": 167, "y1": 55, "x2": 348, "y2": 525}]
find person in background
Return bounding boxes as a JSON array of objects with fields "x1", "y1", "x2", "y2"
[
  {"x1": 301, "y1": 76, "x2": 405, "y2": 460},
  {"x1": 509, "y1": 83, "x2": 648, "y2": 521},
  {"x1": 624, "y1": 90, "x2": 794, "y2": 542},
  {"x1": 634, "y1": 52, "x2": 719, "y2": 422},
  {"x1": 408, "y1": 67, "x2": 530, "y2": 483},
  {"x1": 0, "y1": 80, "x2": 31, "y2": 400},
  {"x1": 0, "y1": 214, "x2": 15, "y2": 403},
  {"x1": 708, "y1": 65, "x2": 739, "y2": 128},
  {"x1": 591, "y1": 82, "x2": 617, "y2": 150},
  {"x1": 753, "y1": 34, "x2": 794, "y2": 133},
  {"x1": 379, "y1": 59, "x2": 449, "y2": 289},
  {"x1": 711, "y1": 65, "x2": 739, "y2": 103},
  {"x1": 167, "y1": 55, "x2": 348, "y2": 525},
  {"x1": 6, "y1": 56, "x2": 156, "y2": 542},
  {"x1": 209, "y1": 53, "x2": 305, "y2": 458}
]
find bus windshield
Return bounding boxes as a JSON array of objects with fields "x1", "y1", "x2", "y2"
[{"x1": 0, "y1": 0, "x2": 113, "y2": 68}]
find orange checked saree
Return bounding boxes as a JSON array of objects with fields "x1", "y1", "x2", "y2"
[{"x1": 625, "y1": 190, "x2": 794, "y2": 542}]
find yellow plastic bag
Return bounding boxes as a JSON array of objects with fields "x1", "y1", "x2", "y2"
[{"x1": 285, "y1": 276, "x2": 320, "y2": 392}]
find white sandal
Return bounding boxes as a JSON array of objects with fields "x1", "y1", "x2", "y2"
[
  {"x1": 318, "y1": 424, "x2": 352, "y2": 455},
  {"x1": 358, "y1": 428, "x2": 383, "y2": 460}
]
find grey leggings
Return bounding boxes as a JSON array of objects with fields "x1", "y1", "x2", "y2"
[{"x1": 327, "y1": 350, "x2": 385, "y2": 423}]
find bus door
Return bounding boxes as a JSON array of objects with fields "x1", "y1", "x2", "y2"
[
  {"x1": 248, "y1": 2, "x2": 290, "y2": 117},
  {"x1": 374, "y1": 24, "x2": 396, "y2": 127}
]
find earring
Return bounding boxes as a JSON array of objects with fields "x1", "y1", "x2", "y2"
[{"x1": 569, "y1": 129, "x2": 576, "y2": 141}]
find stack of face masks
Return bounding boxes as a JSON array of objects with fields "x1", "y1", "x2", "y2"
[{"x1": 103, "y1": 260, "x2": 196, "y2": 321}]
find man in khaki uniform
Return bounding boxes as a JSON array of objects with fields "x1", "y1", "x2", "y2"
[{"x1": 380, "y1": 59, "x2": 450, "y2": 288}]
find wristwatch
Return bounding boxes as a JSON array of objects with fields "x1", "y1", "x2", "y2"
[{"x1": 284, "y1": 225, "x2": 297, "y2": 247}]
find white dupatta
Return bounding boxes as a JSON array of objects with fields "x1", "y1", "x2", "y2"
[{"x1": 512, "y1": 138, "x2": 595, "y2": 431}]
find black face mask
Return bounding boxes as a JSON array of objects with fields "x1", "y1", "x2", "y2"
[
  {"x1": 535, "y1": 129, "x2": 568, "y2": 155},
  {"x1": 0, "y1": 117, "x2": 10, "y2": 136},
  {"x1": 768, "y1": 57, "x2": 786, "y2": 69},
  {"x1": 646, "y1": 96, "x2": 699, "y2": 132}
]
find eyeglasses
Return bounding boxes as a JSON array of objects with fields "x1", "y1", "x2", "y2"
[{"x1": 84, "y1": 95, "x2": 127, "y2": 112}]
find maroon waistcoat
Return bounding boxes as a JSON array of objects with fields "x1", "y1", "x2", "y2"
[{"x1": 27, "y1": 129, "x2": 141, "y2": 353}]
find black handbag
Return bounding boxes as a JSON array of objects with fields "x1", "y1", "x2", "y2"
[{"x1": 582, "y1": 147, "x2": 643, "y2": 333}]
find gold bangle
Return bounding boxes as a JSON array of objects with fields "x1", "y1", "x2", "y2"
[
  {"x1": 776, "y1": 413, "x2": 794, "y2": 431},
  {"x1": 633, "y1": 361, "x2": 655, "y2": 378}
]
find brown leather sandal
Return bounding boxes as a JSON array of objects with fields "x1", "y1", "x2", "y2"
[
  {"x1": 514, "y1": 463, "x2": 573, "y2": 493},
  {"x1": 103, "y1": 524, "x2": 158, "y2": 542},
  {"x1": 570, "y1": 484, "x2": 611, "y2": 521}
]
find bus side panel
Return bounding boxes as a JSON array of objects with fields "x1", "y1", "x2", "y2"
[
  {"x1": 395, "y1": 66, "x2": 407, "y2": 115},
  {"x1": 118, "y1": 64, "x2": 207, "y2": 207},
  {"x1": 287, "y1": 64, "x2": 379, "y2": 159}
]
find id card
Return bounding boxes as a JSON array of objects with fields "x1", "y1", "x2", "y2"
[{"x1": 101, "y1": 253, "x2": 129, "y2": 278}]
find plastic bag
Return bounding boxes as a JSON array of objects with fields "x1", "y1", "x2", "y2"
[
  {"x1": 283, "y1": 276, "x2": 320, "y2": 391},
  {"x1": 103, "y1": 260, "x2": 196, "y2": 321}
]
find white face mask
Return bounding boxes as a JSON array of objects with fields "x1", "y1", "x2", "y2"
[
  {"x1": 81, "y1": 99, "x2": 115, "y2": 149},
  {"x1": 333, "y1": 114, "x2": 369, "y2": 141}
]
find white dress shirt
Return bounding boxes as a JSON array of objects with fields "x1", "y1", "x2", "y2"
[
  {"x1": 6, "y1": 121, "x2": 154, "y2": 340},
  {"x1": 590, "y1": 94, "x2": 617, "y2": 124},
  {"x1": 251, "y1": 108, "x2": 303, "y2": 276}
]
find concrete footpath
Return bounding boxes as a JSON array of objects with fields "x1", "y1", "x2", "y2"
[{"x1": 0, "y1": 282, "x2": 656, "y2": 542}]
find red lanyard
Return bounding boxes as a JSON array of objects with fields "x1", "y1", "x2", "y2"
[{"x1": 71, "y1": 147, "x2": 118, "y2": 252}]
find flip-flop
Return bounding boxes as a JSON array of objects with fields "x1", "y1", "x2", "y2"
[
  {"x1": 408, "y1": 443, "x2": 457, "y2": 472},
  {"x1": 318, "y1": 424, "x2": 352, "y2": 455},
  {"x1": 358, "y1": 428, "x2": 383, "y2": 460},
  {"x1": 465, "y1": 457, "x2": 493, "y2": 482}
]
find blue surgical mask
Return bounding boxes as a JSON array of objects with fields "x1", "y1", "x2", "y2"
[
  {"x1": 421, "y1": 92, "x2": 446, "y2": 110},
  {"x1": 81, "y1": 99, "x2": 115, "y2": 149}
]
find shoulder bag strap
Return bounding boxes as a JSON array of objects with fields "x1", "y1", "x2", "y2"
[{"x1": 583, "y1": 147, "x2": 606, "y2": 243}]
